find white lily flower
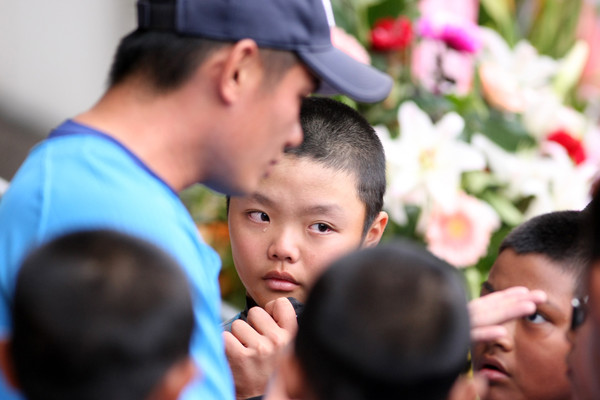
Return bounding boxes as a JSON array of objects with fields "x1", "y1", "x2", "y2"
[
  {"x1": 477, "y1": 27, "x2": 559, "y2": 113},
  {"x1": 378, "y1": 102, "x2": 485, "y2": 226},
  {"x1": 472, "y1": 134, "x2": 596, "y2": 219}
]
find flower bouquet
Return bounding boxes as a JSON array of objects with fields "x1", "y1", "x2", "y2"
[{"x1": 330, "y1": 0, "x2": 600, "y2": 297}]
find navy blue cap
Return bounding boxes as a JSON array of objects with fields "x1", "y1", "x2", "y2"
[{"x1": 137, "y1": 0, "x2": 393, "y2": 103}]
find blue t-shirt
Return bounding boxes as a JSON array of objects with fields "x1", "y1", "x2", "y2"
[{"x1": 0, "y1": 120, "x2": 234, "y2": 400}]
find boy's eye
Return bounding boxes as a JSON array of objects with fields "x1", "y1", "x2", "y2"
[
  {"x1": 248, "y1": 211, "x2": 270, "y2": 223},
  {"x1": 309, "y1": 222, "x2": 333, "y2": 233},
  {"x1": 525, "y1": 312, "x2": 548, "y2": 324}
]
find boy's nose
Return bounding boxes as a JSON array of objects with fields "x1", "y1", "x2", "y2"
[
  {"x1": 267, "y1": 229, "x2": 300, "y2": 263},
  {"x1": 488, "y1": 320, "x2": 515, "y2": 352}
]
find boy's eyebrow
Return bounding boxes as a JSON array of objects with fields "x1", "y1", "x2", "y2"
[
  {"x1": 249, "y1": 193, "x2": 275, "y2": 207},
  {"x1": 303, "y1": 204, "x2": 344, "y2": 216}
]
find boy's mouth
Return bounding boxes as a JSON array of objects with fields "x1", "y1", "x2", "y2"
[
  {"x1": 263, "y1": 271, "x2": 299, "y2": 292},
  {"x1": 476, "y1": 357, "x2": 510, "y2": 382}
]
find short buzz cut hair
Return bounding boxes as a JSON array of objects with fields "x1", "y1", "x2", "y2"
[
  {"x1": 11, "y1": 229, "x2": 194, "y2": 400},
  {"x1": 287, "y1": 96, "x2": 386, "y2": 238},
  {"x1": 499, "y1": 210, "x2": 589, "y2": 296},
  {"x1": 295, "y1": 240, "x2": 471, "y2": 399},
  {"x1": 108, "y1": 0, "x2": 298, "y2": 93}
]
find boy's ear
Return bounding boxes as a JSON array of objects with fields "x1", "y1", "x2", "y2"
[
  {"x1": 362, "y1": 211, "x2": 388, "y2": 249},
  {"x1": 147, "y1": 357, "x2": 198, "y2": 400},
  {"x1": 0, "y1": 339, "x2": 19, "y2": 392},
  {"x1": 217, "y1": 39, "x2": 262, "y2": 105}
]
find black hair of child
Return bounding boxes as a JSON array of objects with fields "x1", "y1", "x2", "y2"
[
  {"x1": 289, "y1": 96, "x2": 386, "y2": 237},
  {"x1": 499, "y1": 210, "x2": 589, "y2": 297},
  {"x1": 10, "y1": 229, "x2": 194, "y2": 400},
  {"x1": 294, "y1": 240, "x2": 470, "y2": 400}
]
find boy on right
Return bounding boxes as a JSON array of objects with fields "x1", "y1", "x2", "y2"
[{"x1": 472, "y1": 210, "x2": 588, "y2": 400}]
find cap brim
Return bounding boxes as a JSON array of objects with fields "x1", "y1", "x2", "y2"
[{"x1": 297, "y1": 46, "x2": 393, "y2": 104}]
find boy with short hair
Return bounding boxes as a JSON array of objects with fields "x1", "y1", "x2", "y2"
[
  {"x1": 0, "y1": 229, "x2": 196, "y2": 400},
  {"x1": 265, "y1": 240, "x2": 476, "y2": 400},
  {"x1": 223, "y1": 96, "x2": 389, "y2": 398},
  {"x1": 472, "y1": 210, "x2": 588, "y2": 400}
]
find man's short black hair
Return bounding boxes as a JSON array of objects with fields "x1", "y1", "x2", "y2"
[
  {"x1": 287, "y1": 96, "x2": 386, "y2": 238},
  {"x1": 108, "y1": 0, "x2": 297, "y2": 93},
  {"x1": 11, "y1": 229, "x2": 194, "y2": 400},
  {"x1": 295, "y1": 240, "x2": 470, "y2": 400},
  {"x1": 499, "y1": 210, "x2": 589, "y2": 296}
]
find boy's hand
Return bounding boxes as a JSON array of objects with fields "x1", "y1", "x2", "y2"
[
  {"x1": 224, "y1": 297, "x2": 298, "y2": 400},
  {"x1": 469, "y1": 286, "x2": 547, "y2": 342}
]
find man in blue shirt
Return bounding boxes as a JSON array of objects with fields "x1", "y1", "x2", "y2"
[{"x1": 0, "y1": 0, "x2": 392, "y2": 399}]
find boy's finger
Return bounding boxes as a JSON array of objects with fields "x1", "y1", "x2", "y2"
[
  {"x1": 246, "y1": 305, "x2": 281, "y2": 336},
  {"x1": 229, "y1": 317, "x2": 270, "y2": 349},
  {"x1": 469, "y1": 287, "x2": 547, "y2": 327},
  {"x1": 470, "y1": 325, "x2": 508, "y2": 343},
  {"x1": 223, "y1": 330, "x2": 248, "y2": 358},
  {"x1": 269, "y1": 297, "x2": 299, "y2": 333}
]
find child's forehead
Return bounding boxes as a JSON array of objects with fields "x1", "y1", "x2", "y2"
[
  {"x1": 487, "y1": 249, "x2": 576, "y2": 296},
  {"x1": 255, "y1": 157, "x2": 363, "y2": 206}
]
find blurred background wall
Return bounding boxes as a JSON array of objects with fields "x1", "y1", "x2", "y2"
[{"x1": 0, "y1": 0, "x2": 137, "y2": 182}]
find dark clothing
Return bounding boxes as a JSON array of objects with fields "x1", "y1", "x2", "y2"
[
  {"x1": 222, "y1": 296, "x2": 305, "y2": 332},
  {"x1": 222, "y1": 296, "x2": 259, "y2": 332}
]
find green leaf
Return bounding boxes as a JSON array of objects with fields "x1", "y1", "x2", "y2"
[
  {"x1": 479, "y1": 0, "x2": 515, "y2": 45},
  {"x1": 482, "y1": 192, "x2": 524, "y2": 226},
  {"x1": 462, "y1": 171, "x2": 498, "y2": 195},
  {"x1": 462, "y1": 266, "x2": 483, "y2": 301},
  {"x1": 553, "y1": 40, "x2": 590, "y2": 100},
  {"x1": 476, "y1": 110, "x2": 535, "y2": 152}
]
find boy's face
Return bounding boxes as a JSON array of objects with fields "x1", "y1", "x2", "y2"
[
  {"x1": 567, "y1": 264, "x2": 600, "y2": 400},
  {"x1": 472, "y1": 249, "x2": 574, "y2": 400},
  {"x1": 228, "y1": 156, "x2": 368, "y2": 307}
]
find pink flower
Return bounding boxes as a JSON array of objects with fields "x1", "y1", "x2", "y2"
[
  {"x1": 331, "y1": 26, "x2": 371, "y2": 65},
  {"x1": 411, "y1": 0, "x2": 480, "y2": 95},
  {"x1": 424, "y1": 193, "x2": 500, "y2": 268},
  {"x1": 576, "y1": 1, "x2": 600, "y2": 100},
  {"x1": 370, "y1": 16, "x2": 413, "y2": 51},
  {"x1": 417, "y1": 14, "x2": 482, "y2": 53},
  {"x1": 478, "y1": 62, "x2": 527, "y2": 113}
]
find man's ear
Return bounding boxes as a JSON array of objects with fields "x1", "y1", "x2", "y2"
[
  {"x1": 147, "y1": 357, "x2": 199, "y2": 400},
  {"x1": 217, "y1": 39, "x2": 262, "y2": 104},
  {"x1": 362, "y1": 211, "x2": 388, "y2": 248},
  {"x1": 0, "y1": 339, "x2": 19, "y2": 392}
]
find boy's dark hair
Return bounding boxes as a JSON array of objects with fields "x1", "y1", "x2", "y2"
[
  {"x1": 109, "y1": 0, "x2": 297, "y2": 92},
  {"x1": 295, "y1": 240, "x2": 470, "y2": 400},
  {"x1": 499, "y1": 210, "x2": 589, "y2": 296},
  {"x1": 288, "y1": 96, "x2": 386, "y2": 238},
  {"x1": 583, "y1": 187, "x2": 600, "y2": 263},
  {"x1": 11, "y1": 229, "x2": 194, "y2": 400}
]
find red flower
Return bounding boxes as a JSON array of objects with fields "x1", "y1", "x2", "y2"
[
  {"x1": 547, "y1": 129, "x2": 587, "y2": 165},
  {"x1": 370, "y1": 16, "x2": 413, "y2": 51}
]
